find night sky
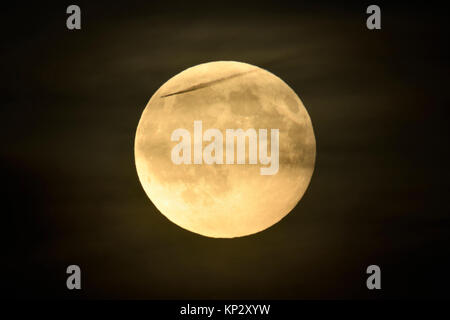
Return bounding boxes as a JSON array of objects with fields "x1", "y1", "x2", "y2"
[{"x1": 2, "y1": 1, "x2": 450, "y2": 299}]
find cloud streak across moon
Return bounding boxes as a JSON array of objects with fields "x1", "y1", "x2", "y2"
[{"x1": 160, "y1": 70, "x2": 258, "y2": 98}]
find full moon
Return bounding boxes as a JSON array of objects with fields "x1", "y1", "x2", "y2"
[{"x1": 135, "y1": 61, "x2": 315, "y2": 238}]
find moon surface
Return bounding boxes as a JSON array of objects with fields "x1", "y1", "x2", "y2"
[{"x1": 135, "y1": 61, "x2": 315, "y2": 238}]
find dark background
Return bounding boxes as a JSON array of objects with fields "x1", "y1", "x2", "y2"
[{"x1": 2, "y1": 0, "x2": 449, "y2": 299}]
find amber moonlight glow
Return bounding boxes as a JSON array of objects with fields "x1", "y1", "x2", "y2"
[{"x1": 135, "y1": 61, "x2": 316, "y2": 238}]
